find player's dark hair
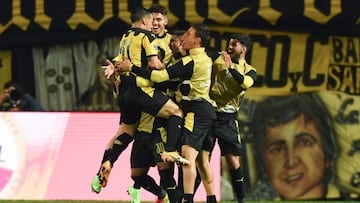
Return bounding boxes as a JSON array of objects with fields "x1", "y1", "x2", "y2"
[
  {"x1": 148, "y1": 4, "x2": 168, "y2": 15},
  {"x1": 171, "y1": 30, "x2": 186, "y2": 36},
  {"x1": 191, "y1": 23, "x2": 211, "y2": 47},
  {"x1": 130, "y1": 7, "x2": 152, "y2": 23},
  {"x1": 230, "y1": 33, "x2": 252, "y2": 52}
]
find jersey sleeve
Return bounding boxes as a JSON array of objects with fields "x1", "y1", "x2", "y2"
[{"x1": 142, "y1": 34, "x2": 159, "y2": 58}]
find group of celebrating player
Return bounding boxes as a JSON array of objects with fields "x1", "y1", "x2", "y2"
[{"x1": 91, "y1": 4, "x2": 256, "y2": 203}]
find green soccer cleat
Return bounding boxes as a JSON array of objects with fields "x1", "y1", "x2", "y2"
[
  {"x1": 91, "y1": 175, "x2": 102, "y2": 194},
  {"x1": 127, "y1": 185, "x2": 141, "y2": 203},
  {"x1": 155, "y1": 193, "x2": 169, "y2": 203}
]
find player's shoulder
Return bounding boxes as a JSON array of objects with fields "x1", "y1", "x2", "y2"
[
  {"x1": 244, "y1": 61, "x2": 256, "y2": 72},
  {"x1": 131, "y1": 28, "x2": 157, "y2": 42},
  {"x1": 181, "y1": 55, "x2": 193, "y2": 65},
  {"x1": 206, "y1": 50, "x2": 221, "y2": 62}
]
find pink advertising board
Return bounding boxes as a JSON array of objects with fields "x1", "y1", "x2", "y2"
[{"x1": 0, "y1": 112, "x2": 220, "y2": 201}]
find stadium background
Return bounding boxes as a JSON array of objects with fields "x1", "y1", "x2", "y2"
[{"x1": 0, "y1": 0, "x2": 359, "y2": 201}]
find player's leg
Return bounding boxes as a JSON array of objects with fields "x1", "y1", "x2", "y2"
[
  {"x1": 91, "y1": 122, "x2": 138, "y2": 193},
  {"x1": 131, "y1": 131, "x2": 169, "y2": 203},
  {"x1": 129, "y1": 88, "x2": 188, "y2": 165},
  {"x1": 224, "y1": 154, "x2": 245, "y2": 203},
  {"x1": 92, "y1": 94, "x2": 141, "y2": 193},
  {"x1": 91, "y1": 124, "x2": 124, "y2": 193},
  {"x1": 155, "y1": 98, "x2": 188, "y2": 165},
  {"x1": 197, "y1": 150, "x2": 217, "y2": 203},
  {"x1": 196, "y1": 120, "x2": 217, "y2": 202},
  {"x1": 181, "y1": 114, "x2": 215, "y2": 203},
  {"x1": 217, "y1": 112, "x2": 246, "y2": 203},
  {"x1": 154, "y1": 120, "x2": 180, "y2": 203},
  {"x1": 127, "y1": 112, "x2": 157, "y2": 202},
  {"x1": 157, "y1": 162, "x2": 180, "y2": 203}
]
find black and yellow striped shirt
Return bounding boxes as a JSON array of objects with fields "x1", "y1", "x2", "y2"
[
  {"x1": 210, "y1": 56, "x2": 256, "y2": 112},
  {"x1": 113, "y1": 28, "x2": 159, "y2": 89}
]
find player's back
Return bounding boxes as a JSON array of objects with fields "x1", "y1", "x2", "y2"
[{"x1": 117, "y1": 28, "x2": 158, "y2": 68}]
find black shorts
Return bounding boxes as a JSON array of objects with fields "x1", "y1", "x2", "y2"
[
  {"x1": 119, "y1": 87, "x2": 169, "y2": 125},
  {"x1": 130, "y1": 130, "x2": 164, "y2": 168},
  {"x1": 182, "y1": 112, "x2": 214, "y2": 152},
  {"x1": 203, "y1": 112, "x2": 243, "y2": 155}
]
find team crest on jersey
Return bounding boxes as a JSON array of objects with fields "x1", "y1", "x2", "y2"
[{"x1": 154, "y1": 45, "x2": 159, "y2": 50}]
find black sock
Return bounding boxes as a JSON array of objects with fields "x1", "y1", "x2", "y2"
[
  {"x1": 108, "y1": 133, "x2": 134, "y2": 165},
  {"x1": 177, "y1": 165, "x2": 184, "y2": 203},
  {"x1": 133, "y1": 181, "x2": 141, "y2": 189},
  {"x1": 165, "y1": 115, "x2": 182, "y2": 152},
  {"x1": 101, "y1": 149, "x2": 111, "y2": 164},
  {"x1": 132, "y1": 174, "x2": 162, "y2": 198},
  {"x1": 206, "y1": 195, "x2": 217, "y2": 203},
  {"x1": 230, "y1": 167, "x2": 245, "y2": 200},
  {"x1": 159, "y1": 167, "x2": 176, "y2": 187},
  {"x1": 182, "y1": 193, "x2": 194, "y2": 203},
  {"x1": 159, "y1": 167, "x2": 177, "y2": 203},
  {"x1": 97, "y1": 149, "x2": 112, "y2": 174}
]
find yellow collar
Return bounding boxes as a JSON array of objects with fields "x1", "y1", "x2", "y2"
[{"x1": 189, "y1": 47, "x2": 205, "y2": 55}]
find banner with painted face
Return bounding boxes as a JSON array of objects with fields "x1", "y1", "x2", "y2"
[{"x1": 234, "y1": 92, "x2": 359, "y2": 201}]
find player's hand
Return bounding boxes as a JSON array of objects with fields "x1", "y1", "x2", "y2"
[
  {"x1": 116, "y1": 57, "x2": 132, "y2": 72},
  {"x1": 221, "y1": 51, "x2": 232, "y2": 69},
  {"x1": 101, "y1": 59, "x2": 115, "y2": 79}
]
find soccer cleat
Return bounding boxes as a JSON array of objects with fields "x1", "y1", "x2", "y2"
[
  {"x1": 98, "y1": 160, "x2": 112, "y2": 187},
  {"x1": 161, "y1": 151, "x2": 190, "y2": 165},
  {"x1": 127, "y1": 185, "x2": 141, "y2": 203},
  {"x1": 155, "y1": 193, "x2": 170, "y2": 203},
  {"x1": 91, "y1": 175, "x2": 102, "y2": 194}
]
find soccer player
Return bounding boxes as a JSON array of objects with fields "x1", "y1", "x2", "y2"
[
  {"x1": 91, "y1": 7, "x2": 188, "y2": 194},
  {"x1": 149, "y1": 4, "x2": 172, "y2": 66},
  {"x1": 117, "y1": 24, "x2": 218, "y2": 203},
  {"x1": 125, "y1": 5, "x2": 184, "y2": 203},
  {"x1": 128, "y1": 116, "x2": 171, "y2": 203},
  {"x1": 201, "y1": 33, "x2": 257, "y2": 203},
  {"x1": 128, "y1": 29, "x2": 188, "y2": 203},
  {"x1": 127, "y1": 5, "x2": 185, "y2": 200}
]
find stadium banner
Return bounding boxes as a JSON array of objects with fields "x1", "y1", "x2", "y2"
[
  {"x1": 328, "y1": 36, "x2": 360, "y2": 95},
  {"x1": 209, "y1": 26, "x2": 330, "y2": 95},
  {"x1": 0, "y1": 0, "x2": 358, "y2": 48},
  {"x1": 0, "y1": 112, "x2": 220, "y2": 201},
  {"x1": 235, "y1": 92, "x2": 360, "y2": 200}
]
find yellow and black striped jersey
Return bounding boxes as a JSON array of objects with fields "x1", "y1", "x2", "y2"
[
  {"x1": 210, "y1": 56, "x2": 256, "y2": 112},
  {"x1": 131, "y1": 47, "x2": 216, "y2": 107},
  {"x1": 112, "y1": 28, "x2": 159, "y2": 89},
  {"x1": 156, "y1": 32, "x2": 172, "y2": 66},
  {"x1": 179, "y1": 48, "x2": 215, "y2": 106},
  {"x1": 113, "y1": 28, "x2": 158, "y2": 66}
]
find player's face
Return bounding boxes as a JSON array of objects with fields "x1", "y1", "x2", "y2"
[
  {"x1": 151, "y1": 12, "x2": 168, "y2": 36},
  {"x1": 227, "y1": 39, "x2": 244, "y2": 60},
  {"x1": 262, "y1": 113, "x2": 326, "y2": 200},
  {"x1": 181, "y1": 27, "x2": 198, "y2": 50},
  {"x1": 144, "y1": 15, "x2": 153, "y2": 31},
  {"x1": 170, "y1": 35, "x2": 183, "y2": 54}
]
